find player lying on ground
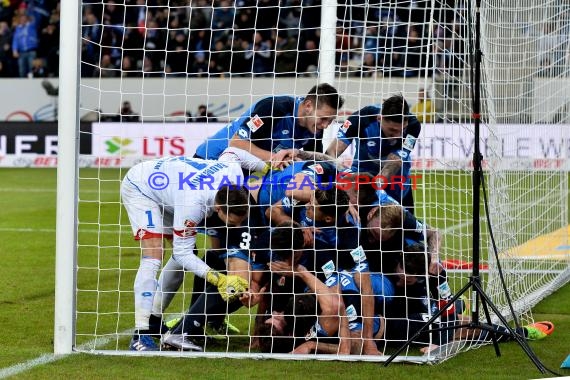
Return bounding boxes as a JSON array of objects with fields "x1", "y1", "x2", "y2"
[
  {"x1": 194, "y1": 83, "x2": 343, "y2": 168},
  {"x1": 161, "y1": 224, "x2": 303, "y2": 351},
  {"x1": 325, "y1": 94, "x2": 421, "y2": 212},
  {"x1": 122, "y1": 147, "x2": 267, "y2": 351}
]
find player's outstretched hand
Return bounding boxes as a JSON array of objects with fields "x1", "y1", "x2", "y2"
[
  {"x1": 206, "y1": 270, "x2": 249, "y2": 302},
  {"x1": 269, "y1": 260, "x2": 295, "y2": 277},
  {"x1": 270, "y1": 149, "x2": 294, "y2": 169}
]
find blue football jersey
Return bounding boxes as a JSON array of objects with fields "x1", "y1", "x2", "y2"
[
  {"x1": 337, "y1": 105, "x2": 421, "y2": 202},
  {"x1": 257, "y1": 161, "x2": 338, "y2": 225},
  {"x1": 195, "y1": 96, "x2": 319, "y2": 159}
]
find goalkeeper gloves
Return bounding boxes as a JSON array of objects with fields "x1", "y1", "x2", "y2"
[{"x1": 206, "y1": 270, "x2": 248, "y2": 302}]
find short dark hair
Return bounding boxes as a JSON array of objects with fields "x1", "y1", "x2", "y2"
[
  {"x1": 305, "y1": 83, "x2": 344, "y2": 110},
  {"x1": 382, "y1": 94, "x2": 410, "y2": 124},
  {"x1": 400, "y1": 242, "x2": 430, "y2": 275},
  {"x1": 257, "y1": 322, "x2": 294, "y2": 353},
  {"x1": 285, "y1": 294, "x2": 319, "y2": 339},
  {"x1": 270, "y1": 221, "x2": 304, "y2": 261},
  {"x1": 214, "y1": 185, "x2": 249, "y2": 216},
  {"x1": 314, "y1": 187, "x2": 349, "y2": 221}
]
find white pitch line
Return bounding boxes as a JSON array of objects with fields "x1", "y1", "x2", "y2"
[
  {"x1": 0, "y1": 334, "x2": 119, "y2": 379},
  {"x1": 0, "y1": 227, "x2": 124, "y2": 234},
  {"x1": 0, "y1": 188, "x2": 117, "y2": 194}
]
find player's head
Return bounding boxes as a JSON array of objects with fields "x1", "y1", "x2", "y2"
[
  {"x1": 270, "y1": 221, "x2": 305, "y2": 263},
  {"x1": 366, "y1": 204, "x2": 402, "y2": 243},
  {"x1": 214, "y1": 185, "x2": 249, "y2": 227},
  {"x1": 380, "y1": 94, "x2": 409, "y2": 142},
  {"x1": 337, "y1": 172, "x2": 376, "y2": 204},
  {"x1": 393, "y1": 242, "x2": 431, "y2": 286},
  {"x1": 299, "y1": 83, "x2": 344, "y2": 134},
  {"x1": 285, "y1": 293, "x2": 319, "y2": 341},
  {"x1": 305, "y1": 187, "x2": 349, "y2": 225},
  {"x1": 258, "y1": 311, "x2": 296, "y2": 353}
]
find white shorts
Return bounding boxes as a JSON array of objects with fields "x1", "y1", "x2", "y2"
[{"x1": 121, "y1": 176, "x2": 173, "y2": 240}]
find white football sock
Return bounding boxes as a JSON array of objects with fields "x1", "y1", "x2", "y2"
[
  {"x1": 152, "y1": 257, "x2": 184, "y2": 315},
  {"x1": 134, "y1": 258, "x2": 161, "y2": 331}
]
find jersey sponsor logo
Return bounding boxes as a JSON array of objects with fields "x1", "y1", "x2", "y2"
[
  {"x1": 237, "y1": 129, "x2": 249, "y2": 138},
  {"x1": 350, "y1": 245, "x2": 367, "y2": 263},
  {"x1": 174, "y1": 220, "x2": 197, "y2": 238},
  {"x1": 415, "y1": 220, "x2": 424, "y2": 233},
  {"x1": 345, "y1": 304, "x2": 358, "y2": 322},
  {"x1": 321, "y1": 260, "x2": 336, "y2": 278},
  {"x1": 340, "y1": 119, "x2": 351, "y2": 133},
  {"x1": 305, "y1": 323, "x2": 319, "y2": 341},
  {"x1": 281, "y1": 196, "x2": 299, "y2": 209},
  {"x1": 246, "y1": 114, "x2": 264, "y2": 132},
  {"x1": 403, "y1": 135, "x2": 417, "y2": 151},
  {"x1": 308, "y1": 163, "x2": 324, "y2": 175}
]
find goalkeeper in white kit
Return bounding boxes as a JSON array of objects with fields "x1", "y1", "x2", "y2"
[{"x1": 121, "y1": 148, "x2": 267, "y2": 351}]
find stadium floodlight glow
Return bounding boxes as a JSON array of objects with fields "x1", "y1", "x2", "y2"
[{"x1": 55, "y1": 0, "x2": 569, "y2": 362}]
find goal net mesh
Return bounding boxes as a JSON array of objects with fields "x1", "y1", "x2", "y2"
[{"x1": 73, "y1": 0, "x2": 570, "y2": 361}]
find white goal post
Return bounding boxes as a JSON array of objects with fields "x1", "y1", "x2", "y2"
[{"x1": 55, "y1": 0, "x2": 570, "y2": 361}]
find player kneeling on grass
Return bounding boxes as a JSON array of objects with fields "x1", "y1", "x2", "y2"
[
  {"x1": 162, "y1": 224, "x2": 301, "y2": 351},
  {"x1": 121, "y1": 151, "x2": 268, "y2": 351}
]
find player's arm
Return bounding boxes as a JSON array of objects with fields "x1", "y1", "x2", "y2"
[
  {"x1": 219, "y1": 147, "x2": 270, "y2": 173},
  {"x1": 426, "y1": 226, "x2": 442, "y2": 265},
  {"x1": 284, "y1": 172, "x2": 316, "y2": 205},
  {"x1": 229, "y1": 98, "x2": 290, "y2": 166},
  {"x1": 353, "y1": 271, "x2": 381, "y2": 355},
  {"x1": 325, "y1": 112, "x2": 361, "y2": 158},
  {"x1": 380, "y1": 151, "x2": 404, "y2": 179},
  {"x1": 229, "y1": 136, "x2": 273, "y2": 161},
  {"x1": 266, "y1": 198, "x2": 294, "y2": 226},
  {"x1": 172, "y1": 206, "x2": 248, "y2": 301},
  {"x1": 265, "y1": 190, "x2": 298, "y2": 226},
  {"x1": 292, "y1": 149, "x2": 337, "y2": 163},
  {"x1": 325, "y1": 137, "x2": 351, "y2": 158}
]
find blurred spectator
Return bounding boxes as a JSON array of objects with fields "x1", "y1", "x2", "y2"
[
  {"x1": 210, "y1": 39, "x2": 231, "y2": 75},
  {"x1": 411, "y1": 87, "x2": 436, "y2": 123},
  {"x1": 193, "y1": 104, "x2": 217, "y2": 122},
  {"x1": 0, "y1": 21, "x2": 14, "y2": 76},
  {"x1": 403, "y1": 25, "x2": 425, "y2": 76},
  {"x1": 537, "y1": 21, "x2": 565, "y2": 77},
  {"x1": 244, "y1": 31, "x2": 273, "y2": 76},
  {"x1": 274, "y1": 34, "x2": 297, "y2": 74},
  {"x1": 31, "y1": 57, "x2": 46, "y2": 77},
  {"x1": 93, "y1": 54, "x2": 118, "y2": 78},
  {"x1": 39, "y1": 20, "x2": 59, "y2": 76},
  {"x1": 0, "y1": 1, "x2": 473, "y2": 79},
  {"x1": 113, "y1": 101, "x2": 140, "y2": 122},
  {"x1": 120, "y1": 55, "x2": 138, "y2": 77},
  {"x1": 357, "y1": 52, "x2": 379, "y2": 78},
  {"x1": 190, "y1": 51, "x2": 209, "y2": 77},
  {"x1": 12, "y1": 12, "x2": 39, "y2": 77},
  {"x1": 297, "y1": 39, "x2": 319, "y2": 75}
]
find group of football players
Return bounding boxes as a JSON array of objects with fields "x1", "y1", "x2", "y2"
[{"x1": 122, "y1": 83, "x2": 463, "y2": 354}]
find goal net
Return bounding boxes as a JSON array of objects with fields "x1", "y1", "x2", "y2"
[{"x1": 55, "y1": 0, "x2": 570, "y2": 362}]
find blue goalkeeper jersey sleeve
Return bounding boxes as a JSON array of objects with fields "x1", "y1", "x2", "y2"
[{"x1": 194, "y1": 96, "x2": 319, "y2": 159}]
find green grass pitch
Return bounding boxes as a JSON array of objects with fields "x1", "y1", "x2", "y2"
[{"x1": 0, "y1": 168, "x2": 569, "y2": 379}]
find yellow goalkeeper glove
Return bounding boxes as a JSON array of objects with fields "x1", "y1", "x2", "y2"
[{"x1": 206, "y1": 270, "x2": 248, "y2": 302}]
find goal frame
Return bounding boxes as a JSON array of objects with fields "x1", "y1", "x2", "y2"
[{"x1": 54, "y1": 0, "x2": 81, "y2": 355}]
